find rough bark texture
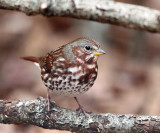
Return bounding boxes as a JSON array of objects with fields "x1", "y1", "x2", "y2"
[
  {"x1": 0, "y1": 97, "x2": 160, "y2": 132},
  {"x1": 0, "y1": 0, "x2": 160, "y2": 33}
]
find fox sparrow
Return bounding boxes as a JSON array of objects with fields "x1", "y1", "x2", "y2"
[{"x1": 22, "y1": 37, "x2": 105, "y2": 114}]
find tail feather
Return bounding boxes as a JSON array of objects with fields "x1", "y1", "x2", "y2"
[{"x1": 21, "y1": 56, "x2": 39, "y2": 63}]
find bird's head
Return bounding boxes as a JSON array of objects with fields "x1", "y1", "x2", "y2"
[{"x1": 65, "y1": 37, "x2": 106, "y2": 64}]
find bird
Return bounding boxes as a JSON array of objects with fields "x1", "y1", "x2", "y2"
[{"x1": 22, "y1": 37, "x2": 106, "y2": 114}]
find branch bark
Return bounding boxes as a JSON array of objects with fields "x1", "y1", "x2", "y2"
[
  {"x1": 0, "y1": 0, "x2": 160, "y2": 33},
  {"x1": 0, "y1": 97, "x2": 160, "y2": 132}
]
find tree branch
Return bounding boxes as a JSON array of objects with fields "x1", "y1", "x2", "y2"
[
  {"x1": 0, "y1": 97, "x2": 160, "y2": 132},
  {"x1": 0, "y1": 0, "x2": 160, "y2": 33}
]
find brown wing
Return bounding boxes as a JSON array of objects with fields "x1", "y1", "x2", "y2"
[{"x1": 39, "y1": 46, "x2": 64, "y2": 73}]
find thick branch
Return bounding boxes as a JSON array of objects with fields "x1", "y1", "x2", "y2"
[
  {"x1": 0, "y1": 97, "x2": 160, "y2": 132},
  {"x1": 0, "y1": 0, "x2": 160, "y2": 33}
]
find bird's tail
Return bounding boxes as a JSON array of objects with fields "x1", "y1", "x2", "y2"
[{"x1": 21, "y1": 56, "x2": 39, "y2": 63}]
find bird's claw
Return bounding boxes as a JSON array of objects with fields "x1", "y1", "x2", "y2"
[
  {"x1": 76, "y1": 105, "x2": 89, "y2": 116},
  {"x1": 45, "y1": 98, "x2": 55, "y2": 110}
]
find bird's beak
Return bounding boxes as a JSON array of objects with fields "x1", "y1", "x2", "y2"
[{"x1": 94, "y1": 48, "x2": 106, "y2": 56}]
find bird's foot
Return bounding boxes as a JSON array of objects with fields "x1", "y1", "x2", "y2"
[
  {"x1": 74, "y1": 97, "x2": 91, "y2": 116},
  {"x1": 45, "y1": 96, "x2": 55, "y2": 112},
  {"x1": 44, "y1": 96, "x2": 56, "y2": 120},
  {"x1": 76, "y1": 104, "x2": 87, "y2": 116}
]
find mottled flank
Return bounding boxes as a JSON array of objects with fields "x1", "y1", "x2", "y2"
[{"x1": 41, "y1": 57, "x2": 97, "y2": 97}]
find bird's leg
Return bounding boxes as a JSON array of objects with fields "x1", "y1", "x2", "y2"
[
  {"x1": 45, "y1": 88, "x2": 55, "y2": 111},
  {"x1": 45, "y1": 88, "x2": 51, "y2": 111},
  {"x1": 74, "y1": 97, "x2": 86, "y2": 116}
]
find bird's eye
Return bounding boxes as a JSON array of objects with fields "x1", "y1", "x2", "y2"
[{"x1": 85, "y1": 46, "x2": 91, "y2": 50}]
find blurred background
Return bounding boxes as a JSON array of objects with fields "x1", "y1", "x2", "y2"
[{"x1": 0, "y1": 0, "x2": 160, "y2": 132}]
